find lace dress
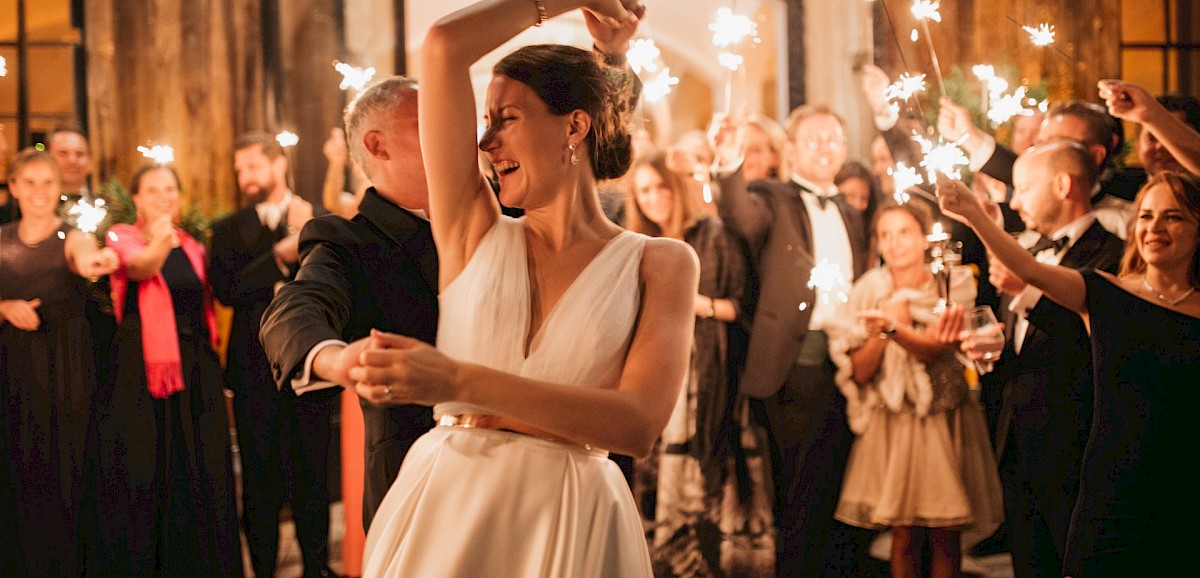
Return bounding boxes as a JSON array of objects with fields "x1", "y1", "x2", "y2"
[
  {"x1": 827, "y1": 266, "x2": 1003, "y2": 534},
  {"x1": 362, "y1": 216, "x2": 653, "y2": 577}
]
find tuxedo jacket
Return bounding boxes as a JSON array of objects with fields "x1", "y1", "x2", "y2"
[
  {"x1": 210, "y1": 206, "x2": 295, "y2": 396},
  {"x1": 991, "y1": 221, "x2": 1124, "y2": 488},
  {"x1": 716, "y1": 168, "x2": 869, "y2": 399},
  {"x1": 258, "y1": 188, "x2": 438, "y2": 528}
]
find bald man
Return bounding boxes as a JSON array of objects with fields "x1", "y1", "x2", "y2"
[{"x1": 983, "y1": 140, "x2": 1125, "y2": 578}]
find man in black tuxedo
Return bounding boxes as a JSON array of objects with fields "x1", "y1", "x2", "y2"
[
  {"x1": 259, "y1": 77, "x2": 438, "y2": 531},
  {"x1": 713, "y1": 105, "x2": 870, "y2": 577},
  {"x1": 975, "y1": 141, "x2": 1124, "y2": 578},
  {"x1": 209, "y1": 133, "x2": 333, "y2": 578}
]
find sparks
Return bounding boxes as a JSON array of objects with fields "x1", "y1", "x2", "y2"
[
  {"x1": 910, "y1": 0, "x2": 942, "y2": 23},
  {"x1": 333, "y1": 61, "x2": 376, "y2": 93},
  {"x1": 1023, "y1": 23, "x2": 1055, "y2": 46},
  {"x1": 971, "y1": 65, "x2": 995, "y2": 82},
  {"x1": 275, "y1": 131, "x2": 299, "y2": 148},
  {"x1": 889, "y1": 162, "x2": 924, "y2": 203},
  {"x1": 643, "y1": 68, "x2": 679, "y2": 103},
  {"x1": 137, "y1": 144, "x2": 175, "y2": 165},
  {"x1": 911, "y1": 28, "x2": 919, "y2": 42},
  {"x1": 717, "y1": 52, "x2": 744, "y2": 72},
  {"x1": 913, "y1": 132, "x2": 969, "y2": 182},
  {"x1": 68, "y1": 199, "x2": 108, "y2": 235},
  {"x1": 0, "y1": 56, "x2": 6, "y2": 77},
  {"x1": 883, "y1": 73, "x2": 927, "y2": 103},
  {"x1": 709, "y1": 8, "x2": 759, "y2": 48},
  {"x1": 987, "y1": 86, "x2": 1031, "y2": 126},
  {"x1": 626, "y1": 38, "x2": 660, "y2": 75},
  {"x1": 807, "y1": 259, "x2": 851, "y2": 306}
]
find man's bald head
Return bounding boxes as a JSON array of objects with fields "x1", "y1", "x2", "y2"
[
  {"x1": 1011, "y1": 140, "x2": 1098, "y2": 234},
  {"x1": 1019, "y1": 139, "x2": 1099, "y2": 197}
]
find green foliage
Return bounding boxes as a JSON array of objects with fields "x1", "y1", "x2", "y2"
[{"x1": 93, "y1": 179, "x2": 213, "y2": 245}]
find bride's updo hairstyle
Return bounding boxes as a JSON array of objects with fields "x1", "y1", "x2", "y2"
[{"x1": 494, "y1": 44, "x2": 635, "y2": 181}]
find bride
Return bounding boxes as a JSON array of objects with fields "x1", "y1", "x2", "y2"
[{"x1": 348, "y1": 1, "x2": 698, "y2": 576}]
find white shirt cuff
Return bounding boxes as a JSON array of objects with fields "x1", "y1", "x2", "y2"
[
  {"x1": 967, "y1": 134, "x2": 996, "y2": 172},
  {"x1": 1007, "y1": 286, "x2": 1044, "y2": 318},
  {"x1": 291, "y1": 339, "x2": 347, "y2": 395},
  {"x1": 710, "y1": 154, "x2": 744, "y2": 179}
]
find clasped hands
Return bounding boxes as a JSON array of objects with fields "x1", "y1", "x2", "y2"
[{"x1": 319, "y1": 329, "x2": 460, "y2": 407}]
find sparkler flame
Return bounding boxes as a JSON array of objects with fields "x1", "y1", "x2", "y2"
[
  {"x1": 717, "y1": 52, "x2": 744, "y2": 72},
  {"x1": 987, "y1": 86, "x2": 1031, "y2": 126},
  {"x1": 137, "y1": 144, "x2": 175, "y2": 165},
  {"x1": 643, "y1": 68, "x2": 679, "y2": 103},
  {"x1": 333, "y1": 61, "x2": 376, "y2": 93},
  {"x1": 69, "y1": 199, "x2": 107, "y2": 235},
  {"x1": 1023, "y1": 23, "x2": 1055, "y2": 46},
  {"x1": 626, "y1": 38, "x2": 660, "y2": 75},
  {"x1": 910, "y1": 0, "x2": 942, "y2": 23},
  {"x1": 807, "y1": 259, "x2": 850, "y2": 306},
  {"x1": 882, "y1": 73, "x2": 927, "y2": 103},
  {"x1": 709, "y1": 8, "x2": 759, "y2": 48},
  {"x1": 913, "y1": 132, "x2": 969, "y2": 182},
  {"x1": 889, "y1": 162, "x2": 924, "y2": 204},
  {"x1": 275, "y1": 131, "x2": 299, "y2": 148},
  {"x1": 0, "y1": 56, "x2": 6, "y2": 77}
]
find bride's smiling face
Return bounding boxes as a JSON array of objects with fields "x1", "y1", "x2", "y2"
[{"x1": 479, "y1": 75, "x2": 577, "y2": 209}]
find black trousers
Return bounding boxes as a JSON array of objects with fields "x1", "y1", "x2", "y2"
[
  {"x1": 1000, "y1": 447, "x2": 1075, "y2": 578},
  {"x1": 758, "y1": 360, "x2": 875, "y2": 578},
  {"x1": 234, "y1": 384, "x2": 334, "y2": 578}
]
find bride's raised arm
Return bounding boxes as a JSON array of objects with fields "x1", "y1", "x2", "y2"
[{"x1": 419, "y1": 0, "x2": 641, "y2": 286}]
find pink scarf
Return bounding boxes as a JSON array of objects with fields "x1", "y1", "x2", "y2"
[{"x1": 107, "y1": 222, "x2": 218, "y2": 398}]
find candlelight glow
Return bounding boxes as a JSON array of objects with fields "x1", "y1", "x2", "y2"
[
  {"x1": 709, "y1": 8, "x2": 759, "y2": 48},
  {"x1": 910, "y1": 0, "x2": 942, "y2": 23},
  {"x1": 643, "y1": 68, "x2": 679, "y2": 103},
  {"x1": 717, "y1": 52, "x2": 744, "y2": 71},
  {"x1": 928, "y1": 221, "x2": 948, "y2": 241},
  {"x1": 137, "y1": 144, "x2": 175, "y2": 165},
  {"x1": 1023, "y1": 23, "x2": 1056, "y2": 46},
  {"x1": 275, "y1": 131, "x2": 299, "y2": 148},
  {"x1": 333, "y1": 61, "x2": 376, "y2": 93},
  {"x1": 69, "y1": 199, "x2": 108, "y2": 235},
  {"x1": 626, "y1": 38, "x2": 661, "y2": 75},
  {"x1": 913, "y1": 133, "x2": 969, "y2": 182},
  {"x1": 808, "y1": 259, "x2": 851, "y2": 305}
]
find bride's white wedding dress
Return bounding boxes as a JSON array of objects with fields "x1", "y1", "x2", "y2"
[{"x1": 362, "y1": 216, "x2": 654, "y2": 577}]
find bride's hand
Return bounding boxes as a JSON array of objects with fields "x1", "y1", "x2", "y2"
[
  {"x1": 582, "y1": 0, "x2": 643, "y2": 29},
  {"x1": 350, "y1": 330, "x2": 460, "y2": 407},
  {"x1": 584, "y1": 2, "x2": 644, "y2": 54}
]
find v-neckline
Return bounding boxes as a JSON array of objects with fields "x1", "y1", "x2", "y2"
[{"x1": 522, "y1": 229, "x2": 627, "y2": 360}]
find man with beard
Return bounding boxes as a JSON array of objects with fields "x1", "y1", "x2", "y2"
[{"x1": 209, "y1": 134, "x2": 335, "y2": 578}]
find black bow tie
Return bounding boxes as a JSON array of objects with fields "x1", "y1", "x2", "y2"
[
  {"x1": 797, "y1": 184, "x2": 840, "y2": 209},
  {"x1": 1029, "y1": 235, "x2": 1069, "y2": 255}
]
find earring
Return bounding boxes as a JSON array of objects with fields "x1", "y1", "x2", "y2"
[{"x1": 569, "y1": 142, "x2": 579, "y2": 166}]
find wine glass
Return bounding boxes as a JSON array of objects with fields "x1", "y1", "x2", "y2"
[{"x1": 964, "y1": 305, "x2": 1004, "y2": 373}]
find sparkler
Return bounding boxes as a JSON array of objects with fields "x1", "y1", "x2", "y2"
[
  {"x1": 987, "y1": 86, "x2": 1031, "y2": 126},
  {"x1": 1007, "y1": 17, "x2": 1072, "y2": 60},
  {"x1": 626, "y1": 38, "x2": 661, "y2": 75},
  {"x1": 910, "y1": 0, "x2": 946, "y2": 94},
  {"x1": 883, "y1": 73, "x2": 927, "y2": 103},
  {"x1": 710, "y1": 7, "x2": 760, "y2": 115},
  {"x1": 889, "y1": 162, "x2": 924, "y2": 204},
  {"x1": 643, "y1": 69, "x2": 679, "y2": 103},
  {"x1": 718, "y1": 52, "x2": 744, "y2": 72},
  {"x1": 275, "y1": 131, "x2": 299, "y2": 148},
  {"x1": 333, "y1": 61, "x2": 376, "y2": 94},
  {"x1": 807, "y1": 259, "x2": 850, "y2": 307},
  {"x1": 912, "y1": 132, "x2": 969, "y2": 183},
  {"x1": 0, "y1": 56, "x2": 6, "y2": 77},
  {"x1": 68, "y1": 198, "x2": 107, "y2": 235},
  {"x1": 137, "y1": 144, "x2": 175, "y2": 165}
]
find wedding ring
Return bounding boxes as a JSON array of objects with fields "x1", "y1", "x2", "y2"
[{"x1": 384, "y1": 385, "x2": 392, "y2": 395}]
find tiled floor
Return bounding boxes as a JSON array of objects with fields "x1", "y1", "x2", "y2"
[{"x1": 261, "y1": 503, "x2": 1013, "y2": 578}]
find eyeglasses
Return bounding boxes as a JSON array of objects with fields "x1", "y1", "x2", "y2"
[{"x1": 801, "y1": 137, "x2": 845, "y2": 151}]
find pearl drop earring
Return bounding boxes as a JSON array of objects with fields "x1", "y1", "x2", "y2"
[{"x1": 569, "y1": 142, "x2": 579, "y2": 166}]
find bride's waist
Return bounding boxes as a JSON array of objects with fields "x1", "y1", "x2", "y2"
[{"x1": 437, "y1": 413, "x2": 596, "y2": 452}]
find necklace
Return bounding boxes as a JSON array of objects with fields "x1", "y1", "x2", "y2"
[{"x1": 1141, "y1": 276, "x2": 1197, "y2": 306}]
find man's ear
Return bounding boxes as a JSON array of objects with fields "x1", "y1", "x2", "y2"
[{"x1": 364, "y1": 130, "x2": 388, "y2": 161}]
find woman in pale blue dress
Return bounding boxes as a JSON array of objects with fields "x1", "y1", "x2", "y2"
[{"x1": 348, "y1": 1, "x2": 698, "y2": 577}]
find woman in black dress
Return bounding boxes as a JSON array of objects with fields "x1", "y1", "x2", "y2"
[
  {"x1": 940, "y1": 170, "x2": 1200, "y2": 576},
  {"x1": 0, "y1": 149, "x2": 119, "y2": 575},
  {"x1": 93, "y1": 164, "x2": 241, "y2": 577}
]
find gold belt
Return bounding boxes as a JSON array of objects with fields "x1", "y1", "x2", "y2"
[{"x1": 438, "y1": 413, "x2": 595, "y2": 452}]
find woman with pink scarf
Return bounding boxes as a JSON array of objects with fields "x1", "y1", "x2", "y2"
[{"x1": 93, "y1": 164, "x2": 241, "y2": 577}]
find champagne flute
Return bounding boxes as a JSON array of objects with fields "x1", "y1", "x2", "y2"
[{"x1": 964, "y1": 305, "x2": 1004, "y2": 373}]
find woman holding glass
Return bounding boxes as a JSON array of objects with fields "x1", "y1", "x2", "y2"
[
  {"x1": 93, "y1": 164, "x2": 241, "y2": 577},
  {"x1": 827, "y1": 202, "x2": 1003, "y2": 578},
  {"x1": 940, "y1": 170, "x2": 1200, "y2": 576},
  {"x1": 0, "y1": 149, "x2": 119, "y2": 575}
]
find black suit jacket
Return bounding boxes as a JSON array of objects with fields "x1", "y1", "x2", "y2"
[
  {"x1": 258, "y1": 188, "x2": 438, "y2": 529},
  {"x1": 715, "y1": 169, "x2": 869, "y2": 398},
  {"x1": 992, "y1": 221, "x2": 1123, "y2": 488},
  {"x1": 210, "y1": 206, "x2": 294, "y2": 395}
]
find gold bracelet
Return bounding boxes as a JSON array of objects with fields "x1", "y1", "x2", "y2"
[{"x1": 533, "y1": 0, "x2": 548, "y2": 26}]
